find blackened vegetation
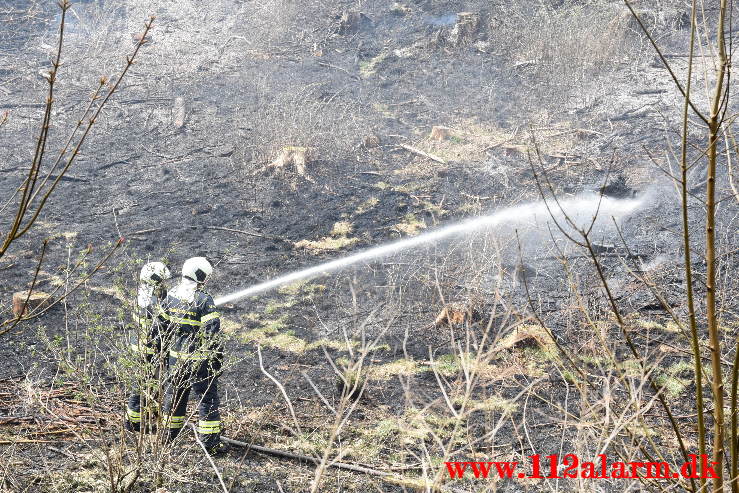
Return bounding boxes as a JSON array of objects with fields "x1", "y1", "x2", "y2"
[{"x1": 0, "y1": 0, "x2": 738, "y2": 491}]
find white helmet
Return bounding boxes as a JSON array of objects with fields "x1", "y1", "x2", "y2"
[
  {"x1": 182, "y1": 257, "x2": 213, "y2": 283},
  {"x1": 139, "y1": 261, "x2": 170, "y2": 286}
]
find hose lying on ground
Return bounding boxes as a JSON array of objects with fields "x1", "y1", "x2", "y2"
[
  {"x1": 220, "y1": 436, "x2": 469, "y2": 493},
  {"x1": 221, "y1": 436, "x2": 392, "y2": 477}
]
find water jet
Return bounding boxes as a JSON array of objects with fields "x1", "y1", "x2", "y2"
[{"x1": 214, "y1": 194, "x2": 643, "y2": 306}]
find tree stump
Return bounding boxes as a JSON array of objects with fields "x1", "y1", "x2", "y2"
[
  {"x1": 430, "y1": 126, "x2": 453, "y2": 141},
  {"x1": 268, "y1": 146, "x2": 313, "y2": 181},
  {"x1": 363, "y1": 134, "x2": 381, "y2": 149},
  {"x1": 434, "y1": 303, "x2": 481, "y2": 327},
  {"x1": 338, "y1": 11, "x2": 362, "y2": 35},
  {"x1": 448, "y1": 12, "x2": 481, "y2": 46},
  {"x1": 12, "y1": 291, "x2": 52, "y2": 318}
]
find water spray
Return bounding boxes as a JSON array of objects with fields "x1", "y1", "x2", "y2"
[{"x1": 214, "y1": 194, "x2": 643, "y2": 306}]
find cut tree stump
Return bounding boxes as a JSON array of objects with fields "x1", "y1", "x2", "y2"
[
  {"x1": 430, "y1": 126, "x2": 453, "y2": 141},
  {"x1": 338, "y1": 11, "x2": 363, "y2": 35},
  {"x1": 12, "y1": 291, "x2": 52, "y2": 318},
  {"x1": 434, "y1": 303, "x2": 481, "y2": 327},
  {"x1": 268, "y1": 146, "x2": 314, "y2": 181},
  {"x1": 448, "y1": 12, "x2": 481, "y2": 46},
  {"x1": 363, "y1": 134, "x2": 381, "y2": 148}
]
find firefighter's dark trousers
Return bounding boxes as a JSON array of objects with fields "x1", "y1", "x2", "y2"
[
  {"x1": 125, "y1": 350, "x2": 166, "y2": 432},
  {"x1": 162, "y1": 356, "x2": 221, "y2": 448}
]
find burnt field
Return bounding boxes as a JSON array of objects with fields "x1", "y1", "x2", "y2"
[{"x1": 1, "y1": 0, "x2": 738, "y2": 492}]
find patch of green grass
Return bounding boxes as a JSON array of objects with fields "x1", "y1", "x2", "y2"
[
  {"x1": 454, "y1": 395, "x2": 518, "y2": 413},
  {"x1": 360, "y1": 408, "x2": 457, "y2": 450},
  {"x1": 393, "y1": 213, "x2": 426, "y2": 236},
  {"x1": 626, "y1": 423, "x2": 658, "y2": 438},
  {"x1": 242, "y1": 317, "x2": 308, "y2": 353},
  {"x1": 434, "y1": 354, "x2": 461, "y2": 377},
  {"x1": 667, "y1": 359, "x2": 693, "y2": 376},
  {"x1": 429, "y1": 352, "x2": 504, "y2": 379},
  {"x1": 655, "y1": 360, "x2": 693, "y2": 398},
  {"x1": 579, "y1": 354, "x2": 608, "y2": 366},
  {"x1": 361, "y1": 52, "x2": 390, "y2": 77},
  {"x1": 368, "y1": 358, "x2": 423, "y2": 380},
  {"x1": 330, "y1": 221, "x2": 354, "y2": 236},
  {"x1": 527, "y1": 344, "x2": 560, "y2": 364},
  {"x1": 264, "y1": 298, "x2": 298, "y2": 315},
  {"x1": 418, "y1": 199, "x2": 446, "y2": 217},
  {"x1": 617, "y1": 358, "x2": 644, "y2": 377},
  {"x1": 277, "y1": 281, "x2": 326, "y2": 297},
  {"x1": 354, "y1": 197, "x2": 380, "y2": 215},
  {"x1": 655, "y1": 373, "x2": 690, "y2": 398},
  {"x1": 306, "y1": 338, "x2": 359, "y2": 351},
  {"x1": 638, "y1": 319, "x2": 680, "y2": 332},
  {"x1": 220, "y1": 317, "x2": 242, "y2": 334},
  {"x1": 560, "y1": 369, "x2": 582, "y2": 385},
  {"x1": 294, "y1": 221, "x2": 359, "y2": 251},
  {"x1": 294, "y1": 430, "x2": 331, "y2": 455}
]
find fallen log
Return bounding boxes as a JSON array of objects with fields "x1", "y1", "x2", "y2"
[{"x1": 399, "y1": 144, "x2": 446, "y2": 164}]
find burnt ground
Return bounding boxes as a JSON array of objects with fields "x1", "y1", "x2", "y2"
[{"x1": 1, "y1": 0, "x2": 739, "y2": 491}]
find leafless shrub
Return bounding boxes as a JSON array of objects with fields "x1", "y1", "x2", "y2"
[
  {"x1": 249, "y1": 79, "x2": 370, "y2": 165},
  {"x1": 494, "y1": 0, "x2": 650, "y2": 108}
]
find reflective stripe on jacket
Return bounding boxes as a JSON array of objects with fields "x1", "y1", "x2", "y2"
[{"x1": 159, "y1": 286, "x2": 222, "y2": 362}]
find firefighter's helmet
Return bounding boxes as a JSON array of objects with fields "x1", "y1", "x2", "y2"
[
  {"x1": 139, "y1": 261, "x2": 170, "y2": 286},
  {"x1": 182, "y1": 257, "x2": 213, "y2": 283}
]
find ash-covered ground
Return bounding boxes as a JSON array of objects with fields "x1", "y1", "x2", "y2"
[{"x1": 1, "y1": 0, "x2": 738, "y2": 491}]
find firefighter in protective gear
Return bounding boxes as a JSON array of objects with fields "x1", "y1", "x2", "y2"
[
  {"x1": 160, "y1": 257, "x2": 226, "y2": 454},
  {"x1": 125, "y1": 261, "x2": 171, "y2": 433}
]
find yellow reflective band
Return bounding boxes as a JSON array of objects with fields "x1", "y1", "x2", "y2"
[
  {"x1": 127, "y1": 408, "x2": 142, "y2": 422},
  {"x1": 201, "y1": 312, "x2": 221, "y2": 323},
  {"x1": 197, "y1": 420, "x2": 221, "y2": 434},
  {"x1": 170, "y1": 308, "x2": 197, "y2": 316},
  {"x1": 164, "y1": 416, "x2": 185, "y2": 429},
  {"x1": 160, "y1": 311, "x2": 201, "y2": 326},
  {"x1": 170, "y1": 350, "x2": 208, "y2": 360},
  {"x1": 169, "y1": 316, "x2": 202, "y2": 327}
]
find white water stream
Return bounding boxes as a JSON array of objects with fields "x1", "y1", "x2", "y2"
[{"x1": 214, "y1": 194, "x2": 643, "y2": 306}]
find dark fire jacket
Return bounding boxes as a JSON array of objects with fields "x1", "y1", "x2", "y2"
[{"x1": 158, "y1": 285, "x2": 223, "y2": 365}]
